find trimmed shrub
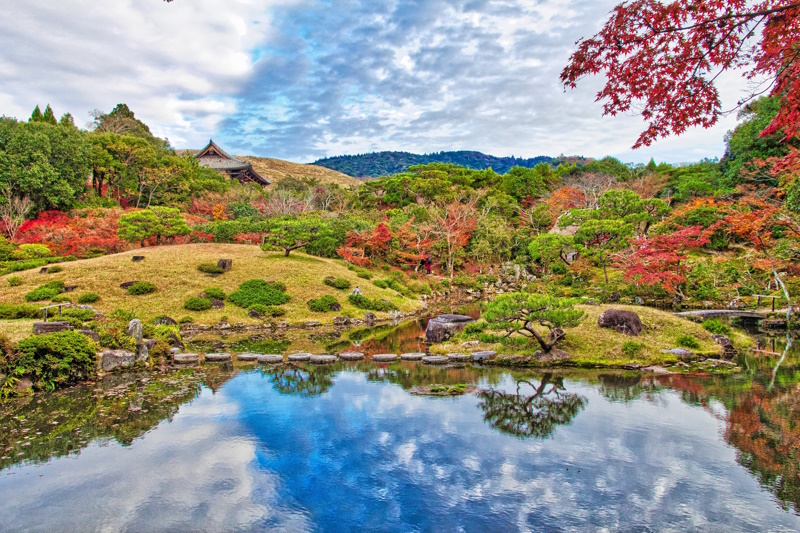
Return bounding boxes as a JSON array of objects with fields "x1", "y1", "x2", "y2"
[
  {"x1": 62, "y1": 309, "x2": 96, "y2": 322},
  {"x1": 184, "y1": 297, "x2": 212, "y2": 311},
  {"x1": 463, "y1": 322, "x2": 488, "y2": 335},
  {"x1": 51, "y1": 295, "x2": 72, "y2": 303},
  {"x1": 202, "y1": 287, "x2": 227, "y2": 301},
  {"x1": 323, "y1": 277, "x2": 351, "y2": 290},
  {"x1": 0, "y1": 303, "x2": 41, "y2": 319},
  {"x1": 372, "y1": 279, "x2": 389, "y2": 289},
  {"x1": 676, "y1": 334, "x2": 700, "y2": 349},
  {"x1": 7, "y1": 276, "x2": 23, "y2": 287},
  {"x1": 348, "y1": 265, "x2": 372, "y2": 279},
  {"x1": 178, "y1": 316, "x2": 194, "y2": 324},
  {"x1": 249, "y1": 304, "x2": 286, "y2": 317},
  {"x1": 77, "y1": 292, "x2": 101, "y2": 304},
  {"x1": 25, "y1": 282, "x2": 64, "y2": 302},
  {"x1": 127, "y1": 281, "x2": 157, "y2": 295},
  {"x1": 47, "y1": 265, "x2": 64, "y2": 274},
  {"x1": 14, "y1": 331, "x2": 98, "y2": 391},
  {"x1": 348, "y1": 293, "x2": 397, "y2": 311},
  {"x1": 95, "y1": 323, "x2": 137, "y2": 351},
  {"x1": 307, "y1": 295, "x2": 339, "y2": 312},
  {"x1": 198, "y1": 262, "x2": 225, "y2": 275},
  {"x1": 702, "y1": 319, "x2": 732, "y2": 336},
  {"x1": 228, "y1": 279, "x2": 290, "y2": 308},
  {"x1": 11, "y1": 243, "x2": 51, "y2": 260}
]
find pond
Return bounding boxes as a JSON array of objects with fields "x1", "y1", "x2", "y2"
[{"x1": 1, "y1": 346, "x2": 800, "y2": 532}]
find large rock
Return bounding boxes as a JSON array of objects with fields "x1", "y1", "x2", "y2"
[
  {"x1": 425, "y1": 314, "x2": 474, "y2": 343},
  {"x1": 712, "y1": 335, "x2": 736, "y2": 359},
  {"x1": 128, "y1": 319, "x2": 143, "y2": 344},
  {"x1": 33, "y1": 322, "x2": 73, "y2": 334},
  {"x1": 102, "y1": 349, "x2": 136, "y2": 372},
  {"x1": 154, "y1": 316, "x2": 177, "y2": 326},
  {"x1": 597, "y1": 309, "x2": 642, "y2": 336},
  {"x1": 364, "y1": 312, "x2": 377, "y2": 323}
]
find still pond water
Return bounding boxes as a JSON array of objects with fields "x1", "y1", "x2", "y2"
[{"x1": 1, "y1": 324, "x2": 800, "y2": 532}]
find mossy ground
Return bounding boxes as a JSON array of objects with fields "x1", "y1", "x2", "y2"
[
  {"x1": 0, "y1": 244, "x2": 421, "y2": 326},
  {"x1": 431, "y1": 303, "x2": 753, "y2": 368}
]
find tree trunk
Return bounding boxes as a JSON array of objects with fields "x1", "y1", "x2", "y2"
[
  {"x1": 602, "y1": 257, "x2": 609, "y2": 284},
  {"x1": 284, "y1": 248, "x2": 291, "y2": 257},
  {"x1": 524, "y1": 323, "x2": 553, "y2": 353}
]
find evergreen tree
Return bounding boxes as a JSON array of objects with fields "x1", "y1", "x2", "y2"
[
  {"x1": 42, "y1": 104, "x2": 57, "y2": 125},
  {"x1": 29, "y1": 105, "x2": 43, "y2": 123},
  {"x1": 58, "y1": 113, "x2": 75, "y2": 128}
]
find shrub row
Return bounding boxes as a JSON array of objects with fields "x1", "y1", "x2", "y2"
[{"x1": 347, "y1": 293, "x2": 397, "y2": 312}]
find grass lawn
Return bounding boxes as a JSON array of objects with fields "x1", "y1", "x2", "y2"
[
  {"x1": 0, "y1": 244, "x2": 421, "y2": 325},
  {"x1": 431, "y1": 303, "x2": 753, "y2": 368}
]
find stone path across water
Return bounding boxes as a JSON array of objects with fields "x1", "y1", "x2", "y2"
[{"x1": 372, "y1": 353, "x2": 398, "y2": 363}]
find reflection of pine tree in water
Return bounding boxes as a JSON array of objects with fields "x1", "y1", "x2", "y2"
[
  {"x1": 477, "y1": 374, "x2": 587, "y2": 438},
  {"x1": 263, "y1": 365, "x2": 334, "y2": 396}
]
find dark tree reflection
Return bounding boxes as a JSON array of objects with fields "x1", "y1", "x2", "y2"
[
  {"x1": 477, "y1": 374, "x2": 587, "y2": 438},
  {"x1": 263, "y1": 365, "x2": 334, "y2": 397}
]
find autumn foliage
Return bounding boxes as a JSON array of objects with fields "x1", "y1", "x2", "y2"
[{"x1": 15, "y1": 209, "x2": 128, "y2": 257}]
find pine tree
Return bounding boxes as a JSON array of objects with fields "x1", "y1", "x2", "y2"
[
  {"x1": 29, "y1": 105, "x2": 43, "y2": 123},
  {"x1": 42, "y1": 104, "x2": 57, "y2": 125},
  {"x1": 59, "y1": 113, "x2": 75, "y2": 128}
]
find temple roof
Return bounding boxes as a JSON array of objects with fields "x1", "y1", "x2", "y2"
[{"x1": 195, "y1": 139, "x2": 270, "y2": 186}]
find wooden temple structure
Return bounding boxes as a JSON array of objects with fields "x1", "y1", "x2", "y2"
[{"x1": 195, "y1": 140, "x2": 270, "y2": 187}]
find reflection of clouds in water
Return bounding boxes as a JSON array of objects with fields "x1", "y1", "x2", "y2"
[{"x1": 0, "y1": 390, "x2": 312, "y2": 533}]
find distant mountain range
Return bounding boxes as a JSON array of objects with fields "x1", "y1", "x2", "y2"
[{"x1": 312, "y1": 151, "x2": 591, "y2": 178}]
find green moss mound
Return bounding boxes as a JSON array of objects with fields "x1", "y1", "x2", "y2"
[{"x1": 228, "y1": 279, "x2": 290, "y2": 309}]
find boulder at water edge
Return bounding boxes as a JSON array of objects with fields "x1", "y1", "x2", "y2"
[
  {"x1": 128, "y1": 319, "x2": 143, "y2": 344},
  {"x1": 425, "y1": 314, "x2": 474, "y2": 343},
  {"x1": 597, "y1": 309, "x2": 642, "y2": 336},
  {"x1": 102, "y1": 349, "x2": 136, "y2": 372}
]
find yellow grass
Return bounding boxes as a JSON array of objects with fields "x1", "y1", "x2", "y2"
[
  {"x1": 0, "y1": 244, "x2": 420, "y2": 325},
  {"x1": 0, "y1": 320, "x2": 38, "y2": 343},
  {"x1": 238, "y1": 156, "x2": 362, "y2": 188}
]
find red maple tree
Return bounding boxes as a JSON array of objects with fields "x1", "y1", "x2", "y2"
[{"x1": 561, "y1": 1, "x2": 800, "y2": 148}]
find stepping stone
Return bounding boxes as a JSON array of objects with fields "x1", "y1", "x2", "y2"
[
  {"x1": 400, "y1": 352, "x2": 425, "y2": 361},
  {"x1": 288, "y1": 352, "x2": 312, "y2": 362},
  {"x1": 447, "y1": 353, "x2": 472, "y2": 363},
  {"x1": 310, "y1": 354, "x2": 338, "y2": 364},
  {"x1": 205, "y1": 352, "x2": 231, "y2": 362},
  {"x1": 174, "y1": 353, "x2": 199, "y2": 364},
  {"x1": 257, "y1": 354, "x2": 284, "y2": 364},
  {"x1": 422, "y1": 355, "x2": 449, "y2": 365},
  {"x1": 339, "y1": 351, "x2": 365, "y2": 361},
  {"x1": 237, "y1": 352, "x2": 259, "y2": 362},
  {"x1": 372, "y1": 353, "x2": 398, "y2": 363},
  {"x1": 471, "y1": 350, "x2": 496, "y2": 361}
]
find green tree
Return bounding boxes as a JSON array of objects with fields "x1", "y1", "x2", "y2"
[
  {"x1": 573, "y1": 218, "x2": 632, "y2": 283},
  {"x1": 58, "y1": 113, "x2": 76, "y2": 128},
  {"x1": 261, "y1": 216, "x2": 334, "y2": 257},
  {"x1": 118, "y1": 209, "x2": 161, "y2": 246},
  {"x1": 483, "y1": 293, "x2": 584, "y2": 353},
  {"x1": 29, "y1": 105, "x2": 43, "y2": 123},
  {"x1": 528, "y1": 233, "x2": 573, "y2": 275},
  {"x1": 150, "y1": 206, "x2": 190, "y2": 242},
  {"x1": 42, "y1": 105, "x2": 57, "y2": 125}
]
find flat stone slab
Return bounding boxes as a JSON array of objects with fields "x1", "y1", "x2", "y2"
[
  {"x1": 400, "y1": 352, "x2": 425, "y2": 361},
  {"x1": 447, "y1": 353, "x2": 472, "y2": 363},
  {"x1": 174, "y1": 353, "x2": 199, "y2": 364},
  {"x1": 422, "y1": 355, "x2": 449, "y2": 365},
  {"x1": 339, "y1": 351, "x2": 365, "y2": 361},
  {"x1": 101, "y1": 349, "x2": 135, "y2": 372},
  {"x1": 372, "y1": 353, "x2": 398, "y2": 363},
  {"x1": 310, "y1": 354, "x2": 338, "y2": 364},
  {"x1": 33, "y1": 322, "x2": 73, "y2": 334},
  {"x1": 205, "y1": 352, "x2": 232, "y2": 362},
  {"x1": 288, "y1": 352, "x2": 312, "y2": 362},
  {"x1": 257, "y1": 354, "x2": 284, "y2": 364},
  {"x1": 471, "y1": 350, "x2": 497, "y2": 361},
  {"x1": 237, "y1": 352, "x2": 259, "y2": 362}
]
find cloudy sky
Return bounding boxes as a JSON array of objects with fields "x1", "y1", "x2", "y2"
[{"x1": 0, "y1": 0, "x2": 755, "y2": 164}]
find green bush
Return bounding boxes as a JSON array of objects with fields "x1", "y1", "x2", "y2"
[
  {"x1": 198, "y1": 262, "x2": 225, "y2": 275},
  {"x1": 95, "y1": 323, "x2": 137, "y2": 351},
  {"x1": 14, "y1": 331, "x2": 98, "y2": 391},
  {"x1": 372, "y1": 279, "x2": 389, "y2": 289},
  {"x1": 25, "y1": 285, "x2": 61, "y2": 302},
  {"x1": 127, "y1": 281, "x2": 157, "y2": 295},
  {"x1": 348, "y1": 293, "x2": 397, "y2": 311},
  {"x1": 307, "y1": 295, "x2": 339, "y2": 312},
  {"x1": 348, "y1": 265, "x2": 372, "y2": 279},
  {"x1": 178, "y1": 315, "x2": 194, "y2": 324},
  {"x1": 452, "y1": 274, "x2": 479, "y2": 289},
  {"x1": 51, "y1": 295, "x2": 72, "y2": 303},
  {"x1": 47, "y1": 265, "x2": 64, "y2": 274},
  {"x1": 405, "y1": 280, "x2": 432, "y2": 295},
  {"x1": 477, "y1": 274, "x2": 498, "y2": 285},
  {"x1": 184, "y1": 297, "x2": 212, "y2": 311},
  {"x1": 676, "y1": 334, "x2": 701, "y2": 349},
  {"x1": 62, "y1": 308, "x2": 96, "y2": 322},
  {"x1": 228, "y1": 279, "x2": 290, "y2": 308},
  {"x1": 621, "y1": 341, "x2": 644, "y2": 358},
  {"x1": 77, "y1": 292, "x2": 101, "y2": 304},
  {"x1": 702, "y1": 319, "x2": 732, "y2": 336},
  {"x1": 202, "y1": 287, "x2": 227, "y2": 300},
  {"x1": 249, "y1": 304, "x2": 287, "y2": 317},
  {"x1": 0, "y1": 303, "x2": 41, "y2": 319},
  {"x1": 11, "y1": 243, "x2": 51, "y2": 260},
  {"x1": 323, "y1": 277, "x2": 351, "y2": 290},
  {"x1": 7, "y1": 276, "x2": 23, "y2": 287}
]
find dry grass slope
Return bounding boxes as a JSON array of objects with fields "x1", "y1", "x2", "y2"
[
  {"x1": 238, "y1": 156, "x2": 362, "y2": 188},
  {"x1": 0, "y1": 244, "x2": 419, "y2": 326}
]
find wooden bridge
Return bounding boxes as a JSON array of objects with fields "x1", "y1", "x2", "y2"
[{"x1": 674, "y1": 309, "x2": 767, "y2": 319}]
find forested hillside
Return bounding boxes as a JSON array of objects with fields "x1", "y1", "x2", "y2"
[{"x1": 313, "y1": 150, "x2": 590, "y2": 178}]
